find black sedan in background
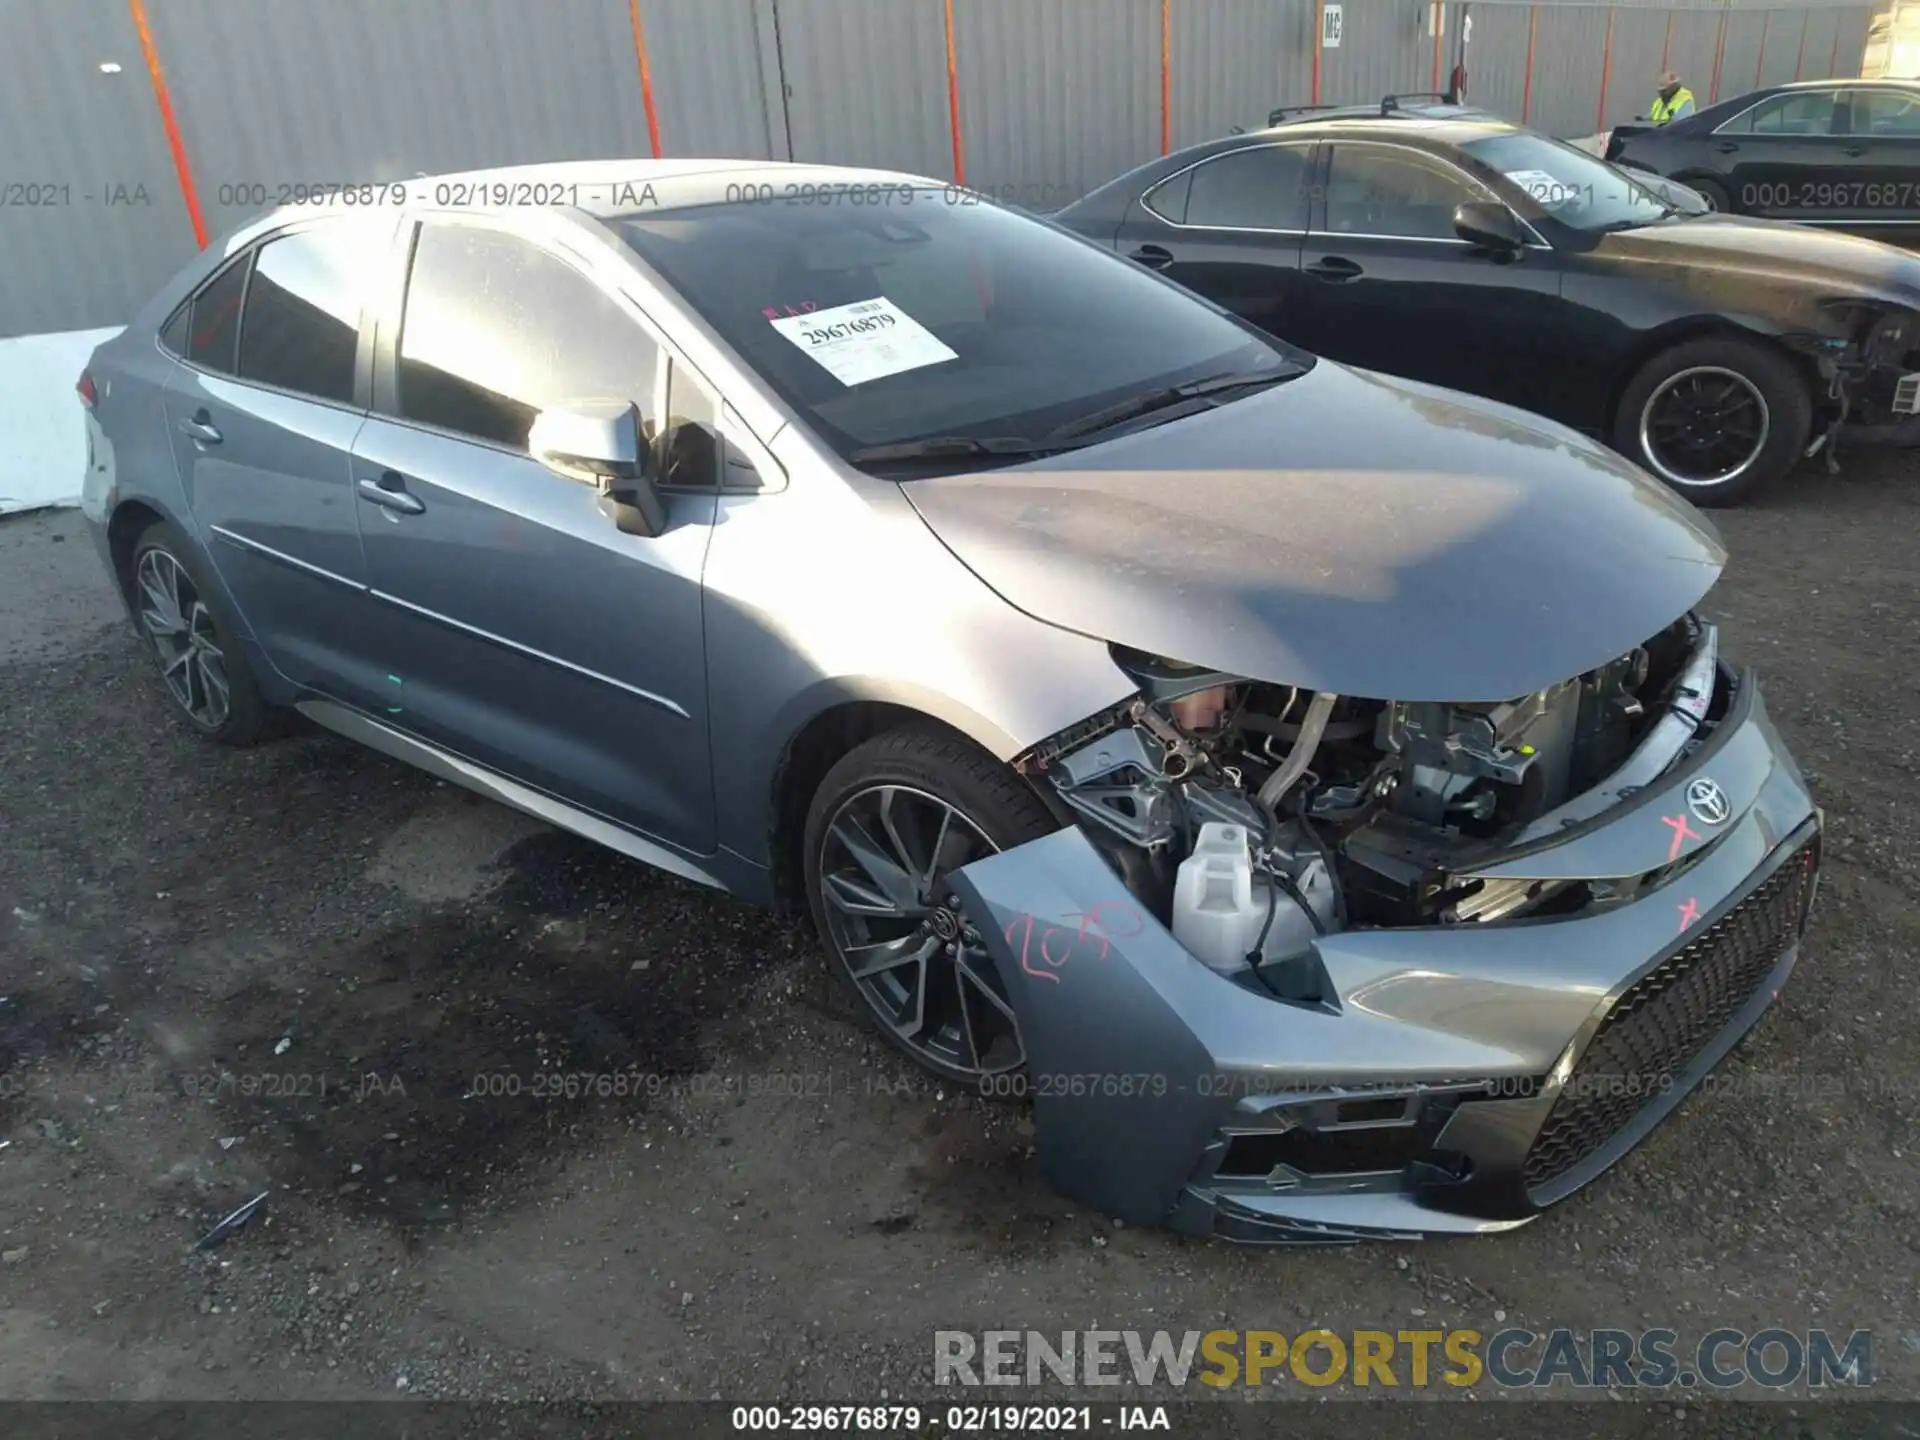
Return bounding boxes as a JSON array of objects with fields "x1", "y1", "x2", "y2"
[
  {"x1": 1055, "y1": 112, "x2": 1920, "y2": 504},
  {"x1": 1606, "y1": 78, "x2": 1920, "y2": 235}
]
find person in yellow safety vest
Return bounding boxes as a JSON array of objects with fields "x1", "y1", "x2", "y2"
[{"x1": 1649, "y1": 70, "x2": 1696, "y2": 124}]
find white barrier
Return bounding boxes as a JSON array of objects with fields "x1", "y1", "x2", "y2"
[{"x1": 0, "y1": 327, "x2": 124, "y2": 515}]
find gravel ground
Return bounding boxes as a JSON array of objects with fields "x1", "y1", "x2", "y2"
[{"x1": 1, "y1": 452, "x2": 1917, "y2": 1428}]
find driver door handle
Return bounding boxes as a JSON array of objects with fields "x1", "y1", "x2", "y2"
[
  {"x1": 358, "y1": 470, "x2": 426, "y2": 515},
  {"x1": 177, "y1": 410, "x2": 222, "y2": 445},
  {"x1": 1128, "y1": 243, "x2": 1175, "y2": 270},
  {"x1": 1306, "y1": 256, "x2": 1364, "y2": 282},
  {"x1": 1841, "y1": 142, "x2": 1869, "y2": 156}
]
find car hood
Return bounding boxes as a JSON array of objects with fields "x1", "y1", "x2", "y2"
[
  {"x1": 901, "y1": 363, "x2": 1726, "y2": 703},
  {"x1": 1600, "y1": 213, "x2": 1920, "y2": 304}
]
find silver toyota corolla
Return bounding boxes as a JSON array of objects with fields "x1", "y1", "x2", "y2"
[{"x1": 79, "y1": 159, "x2": 1820, "y2": 1244}]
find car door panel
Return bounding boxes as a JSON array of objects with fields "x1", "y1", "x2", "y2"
[
  {"x1": 355, "y1": 218, "x2": 718, "y2": 852},
  {"x1": 1109, "y1": 141, "x2": 1314, "y2": 344},
  {"x1": 1290, "y1": 142, "x2": 1569, "y2": 420},
  {"x1": 351, "y1": 419, "x2": 718, "y2": 849},
  {"x1": 168, "y1": 372, "x2": 377, "y2": 696},
  {"x1": 1715, "y1": 89, "x2": 1842, "y2": 220},
  {"x1": 164, "y1": 217, "x2": 394, "y2": 707}
]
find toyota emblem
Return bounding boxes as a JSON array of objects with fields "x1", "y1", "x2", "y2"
[{"x1": 1686, "y1": 777, "x2": 1731, "y2": 827}]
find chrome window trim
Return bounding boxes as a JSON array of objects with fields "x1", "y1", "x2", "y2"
[
  {"x1": 1140, "y1": 140, "x2": 1318, "y2": 236},
  {"x1": 1316, "y1": 139, "x2": 1554, "y2": 250}
]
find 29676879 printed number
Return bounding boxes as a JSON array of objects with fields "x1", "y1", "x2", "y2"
[{"x1": 1742, "y1": 181, "x2": 1919, "y2": 210}]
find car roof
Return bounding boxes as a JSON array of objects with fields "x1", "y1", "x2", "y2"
[
  {"x1": 1257, "y1": 114, "x2": 1518, "y2": 142},
  {"x1": 222, "y1": 158, "x2": 948, "y2": 243},
  {"x1": 1768, "y1": 76, "x2": 1920, "y2": 90}
]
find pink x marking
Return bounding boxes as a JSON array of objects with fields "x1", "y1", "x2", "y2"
[
  {"x1": 1662, "y1": 812, "x2": 1701, "y2": 862},
  {"x1": 1677, "y1": 897, "x2": 1701, "y2": 934}
]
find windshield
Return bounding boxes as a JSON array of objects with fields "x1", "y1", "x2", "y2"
[
  {"x1": 1460, "y1": 132, "x2": 1672, "y2": 232},
  {"x1": 617, "y1": 192, "x2": 1308, "y2": 468}
]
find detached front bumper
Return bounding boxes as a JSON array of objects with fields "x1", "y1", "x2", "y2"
[{"x1": 951, "y1": 667, "x2": 1820, "y2": 1244}]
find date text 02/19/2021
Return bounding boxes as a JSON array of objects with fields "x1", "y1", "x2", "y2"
[{"x1": 728, "y1": 1405, "x2": 1171, "y2": 1431}]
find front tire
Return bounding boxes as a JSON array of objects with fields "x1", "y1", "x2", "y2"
[
  {"x1": 1688, "y1": 177, "x2": 1729, "y2": 212},
  {"x1": 129, "y1": 520, "x2": 277, "y2": 745},
  {"x1": 1612, "y1": 336, "x2": 1811, "y2": 507},
  {"x1": 803, "y1": 724, "x2": 1056, "y2": 1086}
]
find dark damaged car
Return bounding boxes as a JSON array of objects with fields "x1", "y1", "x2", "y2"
[
  {"x1": 78, "y1": 160, "x2": 1821, "y2": 1245},
  {"x1": 1055, "y1": 113, "x2": 1920, "y2": 506}
]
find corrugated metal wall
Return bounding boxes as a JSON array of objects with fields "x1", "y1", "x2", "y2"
[
  {"x1": 0, "y1": 0, "x2": 1886, "y2": 338},
  {"x1": 955, "y1": 0, "x2": 1163, "y2": 203}
]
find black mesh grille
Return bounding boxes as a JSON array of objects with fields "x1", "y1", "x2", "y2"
[{"x1": 1522, "y1": 836, "x2": 1819, "y2": 1193}]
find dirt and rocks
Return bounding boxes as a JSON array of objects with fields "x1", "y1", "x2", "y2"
[{"x1": 1, "y1": 454, "x2": 1917, "y2": 1430}]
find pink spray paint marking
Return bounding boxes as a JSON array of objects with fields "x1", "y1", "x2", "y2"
[{"x1": 1003, "y1": 902, "x2": 1146, "y2": 984}]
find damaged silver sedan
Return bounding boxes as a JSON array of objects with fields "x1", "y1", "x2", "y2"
[{"x1": 81, "y1": 160, "x2": 1820, "y2": 1244}]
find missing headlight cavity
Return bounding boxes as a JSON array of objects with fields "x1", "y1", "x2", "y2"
[{"x1": 1019, "y1": 616, "x2": 1720, "y2": 977}]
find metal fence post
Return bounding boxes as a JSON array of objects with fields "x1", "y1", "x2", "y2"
[
  {"x1": 1596, "y1": 7, "x2": 1616, "y2": 132},
  {"x1": 1521, "y1": 3, "x2": 1538, "y2": 124}
]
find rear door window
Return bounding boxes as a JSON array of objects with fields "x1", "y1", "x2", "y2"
[
  {"x1": 186, "y1": 257, "x2": 249, "y2": 374},
  {"x1": 236, "y1": 220, "x2": 390, "y2": 405},
  {"x1": 1718, "y1": 90, "x2": 1839, "y2": 136},
  {"x1": 1182, "y1": 145, "x2": 1313, "y2": 230}
]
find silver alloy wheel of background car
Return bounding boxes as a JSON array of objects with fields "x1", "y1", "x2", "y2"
[
  {"x1": 136, "y1": 547, "x2": 231, "y2": 730},
  {"x1": 817, "y1": 783, "x2": 1023, "y2": 1081},
  {"x1": 1637, "y1": 365, "x2": 1771, "y2": 491}
]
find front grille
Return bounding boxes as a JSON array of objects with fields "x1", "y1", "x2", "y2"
[{"x1": 1522, "y1": 836, "x2": 1819, "y2": 1193}]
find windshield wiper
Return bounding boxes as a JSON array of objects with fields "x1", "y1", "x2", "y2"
[
  {"x1": 1047, "y1": 368, "x2": 1299, "y2": 441},
  {"x1": 848, "y1": 434, "x2": 1087, "y2": 466}
]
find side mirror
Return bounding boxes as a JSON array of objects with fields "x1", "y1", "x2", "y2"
[
  {"x1": 529, "y1": 400, "x2": 666, "y2": 537},
  {"x1": 1453, "y1": 200, "x2": 1528, "y2": 255}
]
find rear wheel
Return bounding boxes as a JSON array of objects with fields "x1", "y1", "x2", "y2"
[
  {"x1": 1612, "y1": 336, "x2": 1811, "y2": 507},
  {"x1": 803, "y1": 725, "x2": 1056, "y2": 1086},
  {"x1": 129, "y1": 521, "x2": 277, "y2": 745}
]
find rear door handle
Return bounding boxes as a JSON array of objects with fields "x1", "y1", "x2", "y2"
[
  {"x1": 177, "y1": 410, "x2": 222, "y2": 445},
  {"x1": 1841, "y1": 143, "x2": 1869, "y2": 156},
  {"x1": 1128, "y1": 244, "x2": 1175, "y2": 270},
  {"x1": 358, "y1": 471, "x2": 426, "y2": 515},
  {"x1": 1712, "y1": 140, "x2": 1740, "y2": 153},
  {"x1": 1306, "y1": 256, "x2": 1364, "y2": 282}
]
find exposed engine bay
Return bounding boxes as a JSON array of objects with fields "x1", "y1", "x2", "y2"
[{"x1": 1016, "y1": 614, "x2": 1724, "y2": 989}]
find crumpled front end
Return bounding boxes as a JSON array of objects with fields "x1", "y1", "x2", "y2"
[{"x1": 950, "y1": 640, "x2": 1820, "y2": 1244}]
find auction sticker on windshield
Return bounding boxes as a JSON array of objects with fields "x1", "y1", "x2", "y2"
[
  {"x1": 1504, "y1": 169, "x2": 1579, "y2": 205},
  {"x1": 769, "y1": 296, "x2": 958, "y2": 387}
]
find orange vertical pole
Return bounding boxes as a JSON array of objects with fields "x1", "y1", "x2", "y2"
[
  {"x1": 128, "y1": 0, "x2": 206, "y2": 249},
  {"x1": 1661, "y1": 11, "x2": 1674, "y2": 70},
  {"x1": 1160, "y1": 0, "x2": 1172, "y2": 154},
  {"x1": 1596, "y1": 7, "x2": 1616, "y2": 132},
  {"x1": 944, "y1": 0, "x2": 967, "y2": 184},
  {"x1": 1312, "y1": 0, "x2": 1325, "y2": 104},
  {"x1": 627, "y1": 0, "x2": 664, "y2": 157},
  {"x1": 1794, "y1": 11, "x2": 1809, "y2": 80},
  {"x1": 1431, "y1": 3, "x2": 1444, "y2": 92},
  {"x1": 1754, "y1": 11, "x2": 1771, "y2": 89},
  {"x1": 1709, "y1": 10, "x2": 1728, "y2": 102},
  {"x1": 1520, "y1": 4, "x2": 1537, "y2": 123}
]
